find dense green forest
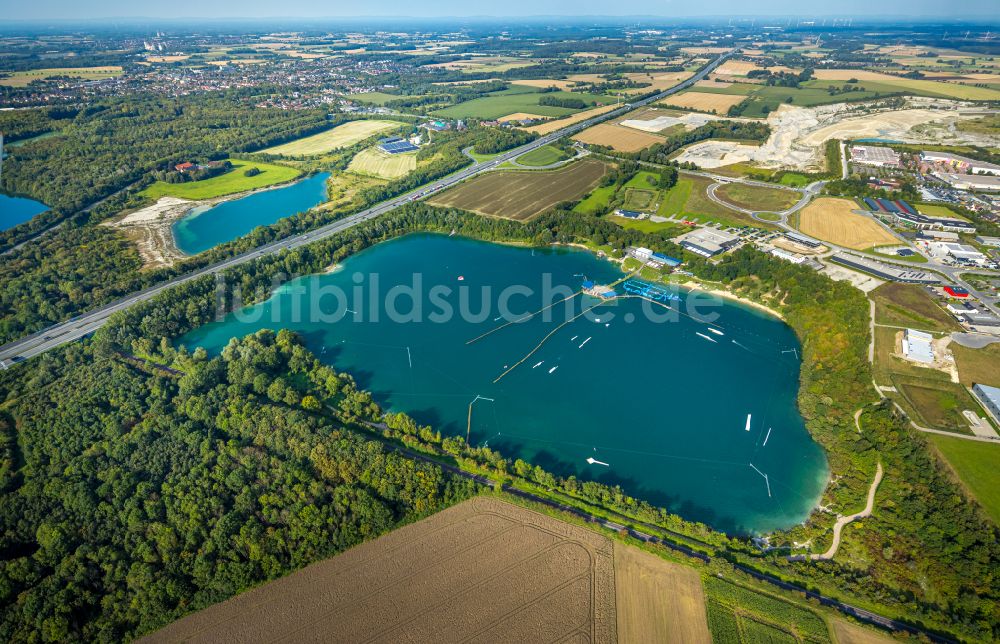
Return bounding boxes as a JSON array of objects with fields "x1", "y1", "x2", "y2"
[
  {"x1": 0, "y1": 92, "x2": 330, "y2": 215},
  {"x1": 1, "y1": 167, "x2": 998, "y2": 640},
  {"x1": 0, "y1": 331, "x2": 476, "y2": 640}
]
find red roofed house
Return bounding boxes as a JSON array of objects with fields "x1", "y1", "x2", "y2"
[{"x1": 175, "y1": 162, "x2": 197, "y2": 173}]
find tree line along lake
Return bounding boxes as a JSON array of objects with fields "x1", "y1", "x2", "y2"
[{"x1": 179, "y1": 233, "x2": 828, "y2": 535}]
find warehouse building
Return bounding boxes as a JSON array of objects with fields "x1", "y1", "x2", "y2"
[
  {"x1": 935, "y1": 172, "x2": 1000, "y2": 192},
  {"x1": 902, "y1": 328, "x2": 934, "y2": 364},
  {"x1": 850, "y1": 145, "x2": 901, "y2": 167},
  {"x1": 829, "y1": 254, "x2": 940, "y2": 284},
  {"x1": 928, "y1": 242, "x2": 988, "y2": 265},
  {"x1": 676, "y1": 228, "x2": 741, "y2": 257},
  {"x1": 784, "y1": 231, "x2": 823, "y2": 249},
  {"x1": 921, "y1": 151, "x2": 1000, "y2": 176},
  {"x1": 972, "y1": 384, "x2": 1000, "y2": 427},
  {"x1": 893, "y1": 210, "x2": 977, "y2": 233}
]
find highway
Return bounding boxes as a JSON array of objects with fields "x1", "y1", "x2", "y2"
[{"x1": 0, "y1": 50, "x2": 732, "y2": 367}]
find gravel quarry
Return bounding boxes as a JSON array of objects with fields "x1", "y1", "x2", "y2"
[{"x1": 673, "y1": 98, "x2": 990, "y2": 172}]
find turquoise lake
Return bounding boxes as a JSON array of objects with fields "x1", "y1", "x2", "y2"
[
  {"x1": 172, "y1": 173, "x2": 329, "y2": 255},
  {"x1": 180, "y1": 234, "x2": 828, "y2": 534},
  {"x1": 0, "y1": 193, "x2": 49, "y2": 231}
]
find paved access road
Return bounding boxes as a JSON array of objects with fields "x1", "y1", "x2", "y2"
[{"x1": 0, "y1": 51, "x2": 733, "y2": 367}]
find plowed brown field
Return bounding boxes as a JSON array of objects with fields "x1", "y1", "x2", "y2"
[
  {"x1": 428, "y1": 158, "x2": 609, "y2": 220},
  {"x1": 141, "y1": 498, "x2": 618, "y2": 644}
]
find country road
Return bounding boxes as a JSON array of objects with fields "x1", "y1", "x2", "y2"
[
  {"x1": 789, "y1": 462, "x2": 884, "y2": 562},
  {"x1": 0, "y1": 51, "x2": 733, "y2": 367}
]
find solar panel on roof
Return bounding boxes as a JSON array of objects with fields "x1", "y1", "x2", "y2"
[{"x1": 380, "y1": 141, "x2": 419, "y2": 154}]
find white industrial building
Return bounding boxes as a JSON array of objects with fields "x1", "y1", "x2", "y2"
[
  {"x1": 928, "y1": 242, "x2": 987, "y2": 265},
  {"x1": 770, "y1": 248, "x2": 807, "y2": 264},
  {"x1": 850, "y1": 145, "x2": 900, "y2": 167},
  {"x1": 676, "y1": 228, "x2": 741, "y2": 257},
  {"x1": 976, "y1": 236, "x2": 1000, "y2": 247},
  {"x1": 972, "y1": 384, "x2": 1000, "y2": 427},
  {"x1": 935, "y1": 172, "x2": 1000, "y2": 192},
  {"x1": 902, "y1": 328, "x2": 934, "y2": 364}
]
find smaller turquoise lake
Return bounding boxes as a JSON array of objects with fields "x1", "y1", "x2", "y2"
[
  {"x1": 172, "y1": 173, "x2": 329, "y2": 255},
  {"x1": 0, "y1": 194, "x2": 49, "y2": 231}
]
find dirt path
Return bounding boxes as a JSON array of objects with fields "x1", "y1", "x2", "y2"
[
  {"x1": 868, "y1": 299, "x2": 876, "y2": 364},
  {"x1": 854, "y1": 408, "x2": 864, "y2": 433},
  {"x1": 790, "y1": 462, "x2": 883, "y2": 562}
]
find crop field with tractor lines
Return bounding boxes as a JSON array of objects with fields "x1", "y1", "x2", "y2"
[{"x1": 428, "y1": 158, "x2": 609, "y2": 220}]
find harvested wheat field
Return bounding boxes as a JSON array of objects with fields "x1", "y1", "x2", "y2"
[
  {"x1": 661, "y1": 91, "x2": 747, "y2": 114},
  {"x1": 428, "y1": 158, "x2": 609, "y2": 220},
  {"x1": 512, "y1": 78, "x2": 578, "y2": 90},
  {"x1": 573, "y1": 123, "x2": 665, "y2": 152},
  {"x1": 262, "y1": 120, "x2": 404, "y2": 156},
  {"x1": 831, "y1": 618, "x2": 896, "y2": 643},
  {"x1": 614, "y1": 545, "x2": 710, "y2": 644},
  {"x1": 499, "y1": 112, "x2": 547, "y2": 122},
  {"x1": 798, "y1": 197, "x2": 899, "y2": 250},
  {"x1": 141, "y1": 497, "x2": 618, "y2": 644},
  {"x1": 347, "y1": 147, "x2": 416, "y2": 179},
  {"x1": 714, "y1": 60, "x2": 765, "y2": 76},
  {"x1": 525, "y1": 104, "x2": 617, "y2": 135}
]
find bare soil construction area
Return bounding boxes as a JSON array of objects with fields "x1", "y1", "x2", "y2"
[
  {"x1": 673, "y1": 98, "x2": 986, "y2": 172},
  {"x1": 102, "y1": 196, "x2": 197, "y2": 268},
  {"x1": 428, "y1": 158, "x2": 609, "y2": 220},
  {"x1": 797, "y1": 197, "x2": 899, "y2": 250},
  {"x1": 141, "y1": 497, "x2": 620, "y2": 644}
]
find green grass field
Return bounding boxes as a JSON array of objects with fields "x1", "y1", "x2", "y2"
[
  {"x1": 261, "y1": 121, "x2": 405, "y2": 156},
  {"x1": 914, "y1": 203, "x2": 970, "y2": 221},
  {"x1": 350, "y1": 91, "x2": 404, "y2": 105},
  {"x1": 952, "y1": 342, "x2": 1000, "y2": 388},
  {"x1": 516, "y1": 145, "x2": 570, "y2": 167},
  {"x1": 432, "y1": 86, "x2": 612, "y2": 120},
  {"x1": 930, "y1": 434, "x2": 1000, "y2": 525},
  {"x1": 140, "y1": 160, "x2": 302, "y2": 200},
  {"x1": 573, "y1": 185, "x2": 615, "y2": 215},
  {"x1": 609, "y1": 216, "x2": 684, "y2": 236},
  {"x1": 715, "y1": 183, "x2": 800, "y2": 212}
]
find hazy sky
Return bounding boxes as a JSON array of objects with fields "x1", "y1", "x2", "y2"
[{"x1": 5, "y1": 0, "x2": 999, "y2": 20}]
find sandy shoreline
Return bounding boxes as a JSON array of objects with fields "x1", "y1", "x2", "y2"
[
  {"x1": 105, "y1": 175, "x2": 311, "y2": 269},
  {"x1": 681, "y1": 281, "x2": 786, "y2": 321}
]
